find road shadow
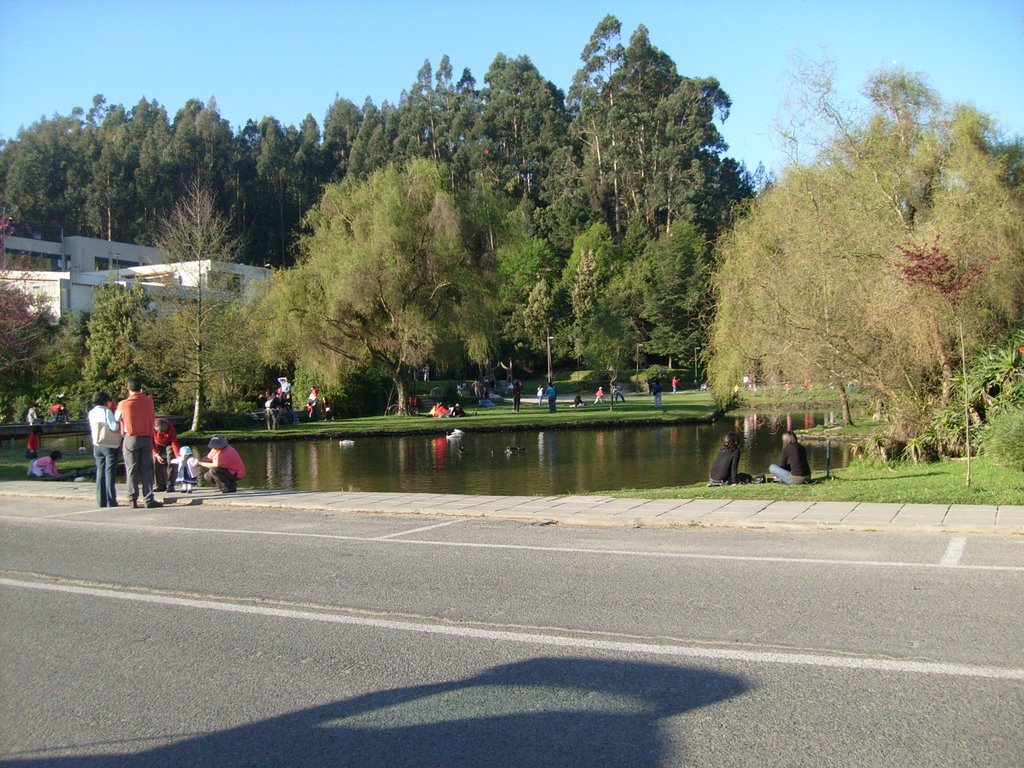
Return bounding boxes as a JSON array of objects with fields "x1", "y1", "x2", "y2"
[{"x1": 5, "y1": 656, "x2": 750, "y2": 767}]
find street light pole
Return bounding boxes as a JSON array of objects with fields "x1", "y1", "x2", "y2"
[
  {"x1": 694, "y1": 346, "x2": 701, "y2": 388},
  {"x1": 636, "y1": 343, "x2": 643, "y2": 393},
  {"x1": 546, "y1": 331, "x2": 554, "y2": 383}
]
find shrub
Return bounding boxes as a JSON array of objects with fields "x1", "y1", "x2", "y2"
[
  {"x1": 568, "y1": 370, "x2": 596, "y2": 383},
  {"x1": 980, "y1": 407, "x2": 1024, "y2": 472},
  {"x1": 201, "y1": 411, "x2": 256, "y2": 431}
]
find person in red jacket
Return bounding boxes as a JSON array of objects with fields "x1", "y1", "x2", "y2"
[
  {"x1": 25, "y1": 426, "x2": 42, "y2": 460},
  {"x1": 152, "y1": 418, "x2": 180, "y2": 492}
]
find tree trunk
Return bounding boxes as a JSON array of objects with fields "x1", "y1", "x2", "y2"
[
  {"x1": 959, "y1": 319, "x2": 971, "y2": 487},
  {"x1": 191, "y1": 386, "x2": 202, "y2": 432},
  {"x1": 395, "y1": 378, "x2": 409, "y2": 416},
  {"x1": 931, "y1": 317, "x2": 954, "y2": 406},
  {"x1": 393, "y1": 364, "x2": 414, "y2": 416},
  {"x1": 839, "y1": 386, "x2": 854, "y2": 426},
  {"x1": 191, "y1": 348, "x2": 204, "y2": 432}
]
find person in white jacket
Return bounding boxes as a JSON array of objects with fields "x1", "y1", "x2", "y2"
[{"x1": 88, "y1": 391, "x2": 121, "y2": 507}]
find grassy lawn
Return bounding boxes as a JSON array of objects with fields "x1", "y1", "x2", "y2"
[
  {"x1": 1, "y1": 446, "x2": 97, "y2": 482},
  {"x1": 613, "y1": 457, "x2": 1024, "y2": 506},
  {"x1": 187, "y1": 389, "x2": 722, "y2": 443}
]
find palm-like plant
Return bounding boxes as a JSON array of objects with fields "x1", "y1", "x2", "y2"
[{"x1": 968, "y1": 330, "x2": 1023, "y2": 413}]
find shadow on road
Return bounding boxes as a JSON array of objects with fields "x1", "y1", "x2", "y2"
[{"x1": 5, "y1": 656, "x2": 750, "y2": 767}]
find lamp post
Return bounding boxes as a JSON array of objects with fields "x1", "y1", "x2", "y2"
[
  {"x1": 636, "y1": 343, "x2": 643, "y2": 393},
  {"x1": 694, "y1": 346, "x2": 701, "y2": 388},
  {"x1": 546, "y1": 332, "x2": 554, "y2": 384}
]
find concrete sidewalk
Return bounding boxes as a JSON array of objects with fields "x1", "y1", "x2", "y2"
[{"x1": 2, "y1": 480, "x2": 1022, "y2": 534}]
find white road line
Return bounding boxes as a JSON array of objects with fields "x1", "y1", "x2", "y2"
[
  {"x1": 940, "y1": 536, "x2": 968, "y2": 567},
  {"x1": 2, "y1": 514, "x2": 1023, "y2": 572},
  {"x1": 43, "y1": 507, "x2": 117, "y2": 518},
  {"x1": 374, "y1": 519, "x2": 464, "y2": 540},
  {"x1": 4, "y1": 576, "x2": 1022, "y2": 682}
]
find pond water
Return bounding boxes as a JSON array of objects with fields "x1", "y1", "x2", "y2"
[{"x1": 215, "y1": 411, "x2": 852, "y2": 496}]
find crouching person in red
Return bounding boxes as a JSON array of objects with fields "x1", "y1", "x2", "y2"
[{"x1": 198, "y1": 435, "x2": 246, "y2": 493}]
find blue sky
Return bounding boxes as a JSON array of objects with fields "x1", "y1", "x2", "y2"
[{"x1": 2, "y1": 0, "x2": 1021, "y2": 174}]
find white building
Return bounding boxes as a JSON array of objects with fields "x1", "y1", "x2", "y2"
[{"x1": 1, "y1": 227, "x2": 270, "y2": 320}]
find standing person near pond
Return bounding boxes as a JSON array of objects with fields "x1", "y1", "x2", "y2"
[
  {"x1": 769, "y1": 431, "x2": 811, "y2": 485},
  {"x1": 88, "y1": 391, "x2": 121, "y2": 507},
  {"x1": 115, "y1": 377, "x2": 162, "y2": 508},
  {"x1": 152, "y1": 418, "x2": 180, "y2": 493},
  {"x1": 306, "y1": 386, "x2": 319, "y2": 421},
  {"x1": 546, "y1": 381, "x2": 557, "y2": 412},
  {"x1": 198, "y1": 435, "x2": 246, "y2": 493},
  {"x1": 263, "y1": 390, "x2": 279, "y2": 430},
  {"x1": 512, "y1": 379, "x2": 522, "y2": 413},
  {"x1": 25, "y1": 426, "x2": 42, "y2": 460},
  {"x1": 652, "y1": 380, "x2": 663, "y2": 408}
]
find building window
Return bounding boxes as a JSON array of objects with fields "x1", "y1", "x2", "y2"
[{"x1": 208, "y1": 271, "x2": 242, "y2": 291}]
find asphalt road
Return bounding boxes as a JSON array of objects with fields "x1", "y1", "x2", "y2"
[{"x1": 2, "y1": 497, "x2": 1022, "y2": 767}]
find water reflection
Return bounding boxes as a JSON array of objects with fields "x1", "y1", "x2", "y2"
[{"x1": 226, "y1": 412, "x2": 851, "y2": 496}]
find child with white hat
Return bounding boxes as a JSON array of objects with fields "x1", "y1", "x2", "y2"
[{"x1": 172, "y1": 446, "x2": 200, "y2": 493}]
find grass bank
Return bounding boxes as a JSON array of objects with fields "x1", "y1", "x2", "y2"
[
  {"x1": 187, "y1": 390, "x2": 721, "y2": 444},
  {"x1": 612, "y1": 457, "x2": 1023, "y2": 506}
]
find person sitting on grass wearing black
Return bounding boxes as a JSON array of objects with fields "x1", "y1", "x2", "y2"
[
  {"x1": 197, "y1": 435, "x2": 246, "y2": 493},
  {"x1": 709, "y1": 432, "x2": 742, "y2": 486},
  {"x1": 769, "y1": 431, "x2": 811, "y2": 485},
  {"x1": 708, "y1": 431, "x2": 760, "y2": 486}
]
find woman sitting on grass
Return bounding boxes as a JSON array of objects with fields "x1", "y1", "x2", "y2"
[
  {"x1": 709, "y1": 432, "x2": 742, "y2": 485},
  {"x1": 769, "y1": 431, "x2": 811, "y2": 485}
]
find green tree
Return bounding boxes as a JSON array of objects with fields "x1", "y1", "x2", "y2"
[
  {"x1": 710, "y1": 66, "x2": 1024, "y2": 435},
  {"x1": 1, "y1": 112, "x2": 90, "y2": 233},
  {"x1": 567, "y1": 18, "x2": 748, "y2": 240},
  {"x1": 254, "y1": 116, "x2": 297, "y2": 266},
  {"x1": 480, "y1": 54, "x2": 568, "y2": 204},
  {"x1": 265, "y1": 159, "x2": 497, "y2": 414},
  {"x1": 322, "y1": 97, "x2": 362, "y2": 181},
  {"x1": 569, "y1": 14, "x2": 626, "y2": 233},
  {"x1": 348, "y1": 99, "x2": 398, "y2": 180},
  {"x1": 632, "y1": 222, "x2": 710, "y2": 368},
  {"x1": 37, "y1": 314, "x2": 89, "y2": 396},
  {"x1": 83, "y1": 282, "x2": 153, "y2": 393}
]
